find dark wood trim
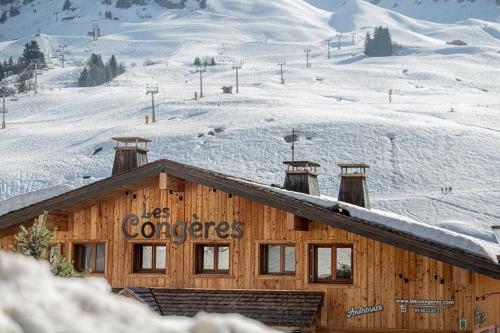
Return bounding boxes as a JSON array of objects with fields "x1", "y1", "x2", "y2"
[
  {"x1": 195, "y1": 244, "x2": 230, "y2": 274},
  {"x1": 132, "y1": 243, "x2": 167, "y2": 274},
  {"x1": 1, "y1": 159, "x2": 499, "y2": 279},
  {"x1": 73, "y1": 243, "x2": 105, "y2": 273},
  {"x1": 260, "y1": 244, "x2": 296, "y2": 275},
  {"x1": 309, "y1": 244, "x2": 353, "y2": 284}
]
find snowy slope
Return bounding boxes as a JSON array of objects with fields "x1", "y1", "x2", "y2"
[
  {"x1": 0, "y1": 251, "x2": 277, "y2": 333},
  {"x1": 0, "y1": 0, "x2": 500, "y2": 247}
]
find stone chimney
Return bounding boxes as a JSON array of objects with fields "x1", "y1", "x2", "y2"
[
  {"x1": 337, "y1": 163, "x2": 370, "y2": 209},
  {"x1": 283, "y1": 161, "x2": 320, "y2": 196},
  {"x1": 111, "y1": 137, "x2": 151, "y2": 176}
]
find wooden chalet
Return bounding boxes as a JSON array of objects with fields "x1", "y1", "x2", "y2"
[{"x1": 0, "y1": 137, "x2": 499, "y2": 333}]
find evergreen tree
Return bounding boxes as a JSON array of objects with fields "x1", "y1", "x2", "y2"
[
  {"x1": 194, "y1": 56, "x2": 201, "y2": 66},
  {"x1": 0, "y1": 63, "x2": 4, "y2": 81},
  {"x1": 62, "y1": 0, "x2": 72, "y2": 11},
  {"x1": 102, "y1": 0, "x2": 112, "y2": 4},
  {"x1": 22, "y1": 40, "x2": 46, "y2": 66},
  {"x1": 78, "y1": 67, "x2": 89, "y2": 87},
  {"x1": 364, "y1": 26, "x2": 393, "y2": 57},
  {"x1": 115, "y1": 0, "x2": 131, "y2": 8},
  {"x1": 108, "y1": 54, "x2": 118, "y2": 78},
  {"x1": 9, "y1": 6, "x2": 19, "y2": 17},
  {"x1": 210, "y1": 57, "x2": 216, "y2": 66},
  {"x1": 105, "y1": 10, "x2": 112, "y2": 19},
  {"x1": 0, "y1": 11, "x2": 7, "y2": 24},
  {"x1": 14, "y1": 212, "x2": 78, "y2": 277}
]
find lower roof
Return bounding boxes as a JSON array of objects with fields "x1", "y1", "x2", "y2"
[{"x1": 120, "y1": 288, "x2": 324, "y2": 327}]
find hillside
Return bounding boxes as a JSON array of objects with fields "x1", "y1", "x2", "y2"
[{"x1": 0, "y1": 0, "x2": 500, "y2": 247}]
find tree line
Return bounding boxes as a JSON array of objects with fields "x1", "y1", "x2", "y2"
[{"x1": 0, "y1": 40, "x2": 46, "y2": 92}]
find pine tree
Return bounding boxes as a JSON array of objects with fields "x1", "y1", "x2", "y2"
[
  {"x1": 9, "y1": 6, "x2": 19, "y2": 17},
  {"x1": 102, "y1": 0, "x2": 112, "y2": 4},
  {"x1": 210, "y1": 57, "x2": 216, "y2": 66},
  {"x1": 14, "y1": 212, "x2": 79, "y2": 277},
  {"x1": 116, "y1": 0, "x2": 131, "y2": 8},
  {"x1": 364, "y1": 26, "x2": 393, "y2": 57},
  {"x1": 194, "y1": 56, "x2": 201, "y2": 66},
  {"x1": 0, "y1": 63, "x2": 4, "y2": 81},
  {"x1": 105, "y1": 10, "x2": 112, "y2": 19},
  {"x1": 78, "y1": 67, "x2": 89, "y2": 87},
  {"x1": 22, "y1": 40, "x2": 46, "y2": 66},
  {"x1": 62, "y1": 0, "x2": 72, "y2": 11},
  {"x1": 108, "y1": 54, "x2": 118, "y2": 78},
  {"x1": 0, "y1": 11, "x2": 7, "y2": 23}
]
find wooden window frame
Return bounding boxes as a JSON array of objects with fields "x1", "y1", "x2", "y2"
[
  {"x1": 133, "y1": 243, "x2": 167, "y2": 274},
  {"x1": 195, "y1": 244, "x2": 230, "y2": 274},
  {"x1": 260, "y1": 244, "x2": 296, "y2": 275},
  {"x1": 309, "y1": 244, "x2": 353, "y2": 284},
  {"x1": 73, "y1": 243, "x2": 106, "y2": 274}
]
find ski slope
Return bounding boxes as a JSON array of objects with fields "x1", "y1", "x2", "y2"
[{"x1": 0, "y1": 0, "x2": 500, "y2": 248}]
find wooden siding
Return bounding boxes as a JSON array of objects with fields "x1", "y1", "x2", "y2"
[{"x1": 1, "y1": 177, "x2": 499, "y2": 332}]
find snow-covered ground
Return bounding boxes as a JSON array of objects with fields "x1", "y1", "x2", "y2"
[
  {"x1": 0, "y1": 251, "x2": 277, "y2": 333},
  {"x1": 1, "y1": 0, "x2": 500, "y2": 247}
]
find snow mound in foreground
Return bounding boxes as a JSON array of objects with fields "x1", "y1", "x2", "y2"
[{"x1": 0, "y1": 252, "x2": 277, "y2": 333}]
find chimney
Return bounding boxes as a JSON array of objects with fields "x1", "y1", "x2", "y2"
[
  {"x1": 338, "y1": 163, "x2": 370, "y2": 209},
  {"x1": 111, "y1": 137, "x2": 151, "y2": 176},
  {"x1": 283, "y1": 161, "x2": 320, "y2": 196}
]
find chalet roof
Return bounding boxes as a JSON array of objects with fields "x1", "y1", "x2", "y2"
[
  {"x1": 120, "y1": 288, "x2": 324, "y2": 327},
  {"x1": 0, "y1": 159, "x2": 499, "y2": 279}
]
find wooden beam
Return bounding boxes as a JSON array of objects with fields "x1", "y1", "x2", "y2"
[
  {"x1": 159, "y1": 173, "x2": 185, "y2": 192},
  {"x1": 286, "y1": 213, "x2": 309, "y2": 231}
]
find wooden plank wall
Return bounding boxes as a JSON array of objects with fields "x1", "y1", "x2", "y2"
[{"x1": 1, "y1": 177, "x2": 499, "y2": 332}]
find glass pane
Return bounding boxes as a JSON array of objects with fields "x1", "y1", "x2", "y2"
[
  {"x1": 336, "y1": 247, "x2": 352, "y2": 280},
  {"x1": 155, "y1": 246, "x2": 166, "y2": 270},
  {"x1": 284, "y1": 246, "x2": 295, "y2": 272},
  {"x1": 316, "y1": 247, "x2": 332, "y2": 279},
  {"x1": 266, "y1": 245, "x2": 281, "y2": 273},
  {"x1": 218, "y1": 246, "x2": 229, "y2": 270},
  {"x1": 203, "y1": 246, "x2": 215, "y2": 270},
  {"x1": 95, "y1": 244, "x2": 105, "y2": 273},
  {"x1": 141, "y1": 246, "x2": 153, "y2": 269},
  {"x1": 81, "y1": 245, "x2": 92, "y2": 271}
]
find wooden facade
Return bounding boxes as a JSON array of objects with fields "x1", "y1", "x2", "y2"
[{"x1": 1, "y1": 164, "x2": 499, "y2": 332}]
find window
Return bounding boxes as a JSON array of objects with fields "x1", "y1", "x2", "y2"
[
  {"x1": 310, "y1": 244, "x2": 353, "y2": 283},
  {"x1": 133, "y1": 244, "x2": 167, "y2": 273},
  {"x1": 73, "y1": 243, "x2": 105, "y2": 273},
  {"x1": 260, "y1": 244, "x2": 295, "y2": 275},
  {"x1": 195, "y1": 244, "x2": 229, "y2": 274}
]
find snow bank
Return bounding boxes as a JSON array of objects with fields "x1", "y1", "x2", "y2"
[
  {"x1": 0, "y1": 252, "x2": 277, "y2": 333},
  {"x1": 0, "y1": 184, "x2": 74, "y2": 216}
]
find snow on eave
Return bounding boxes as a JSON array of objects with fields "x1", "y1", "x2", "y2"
[
  {"x1": 0, "y1": 184, "x2": 75, "y2": 217},
  {"x1": 229, "y1": 177, "x2": 500, "y2": 264}
]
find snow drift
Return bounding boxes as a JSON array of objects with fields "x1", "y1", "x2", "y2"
[{"x1": 0, "y1": 251, "x2": 277, "y2": 333}]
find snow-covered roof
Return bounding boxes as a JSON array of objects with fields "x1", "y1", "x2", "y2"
[
  {"x1": 0, "y1": 184, "x2": 75, "y2": 217},
  {"x1": 0, "y1": 160, "x2": 499, "y2": 279},
  {"x1": 266, "y1": 185, "x2": 500, "y2": 265}
]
